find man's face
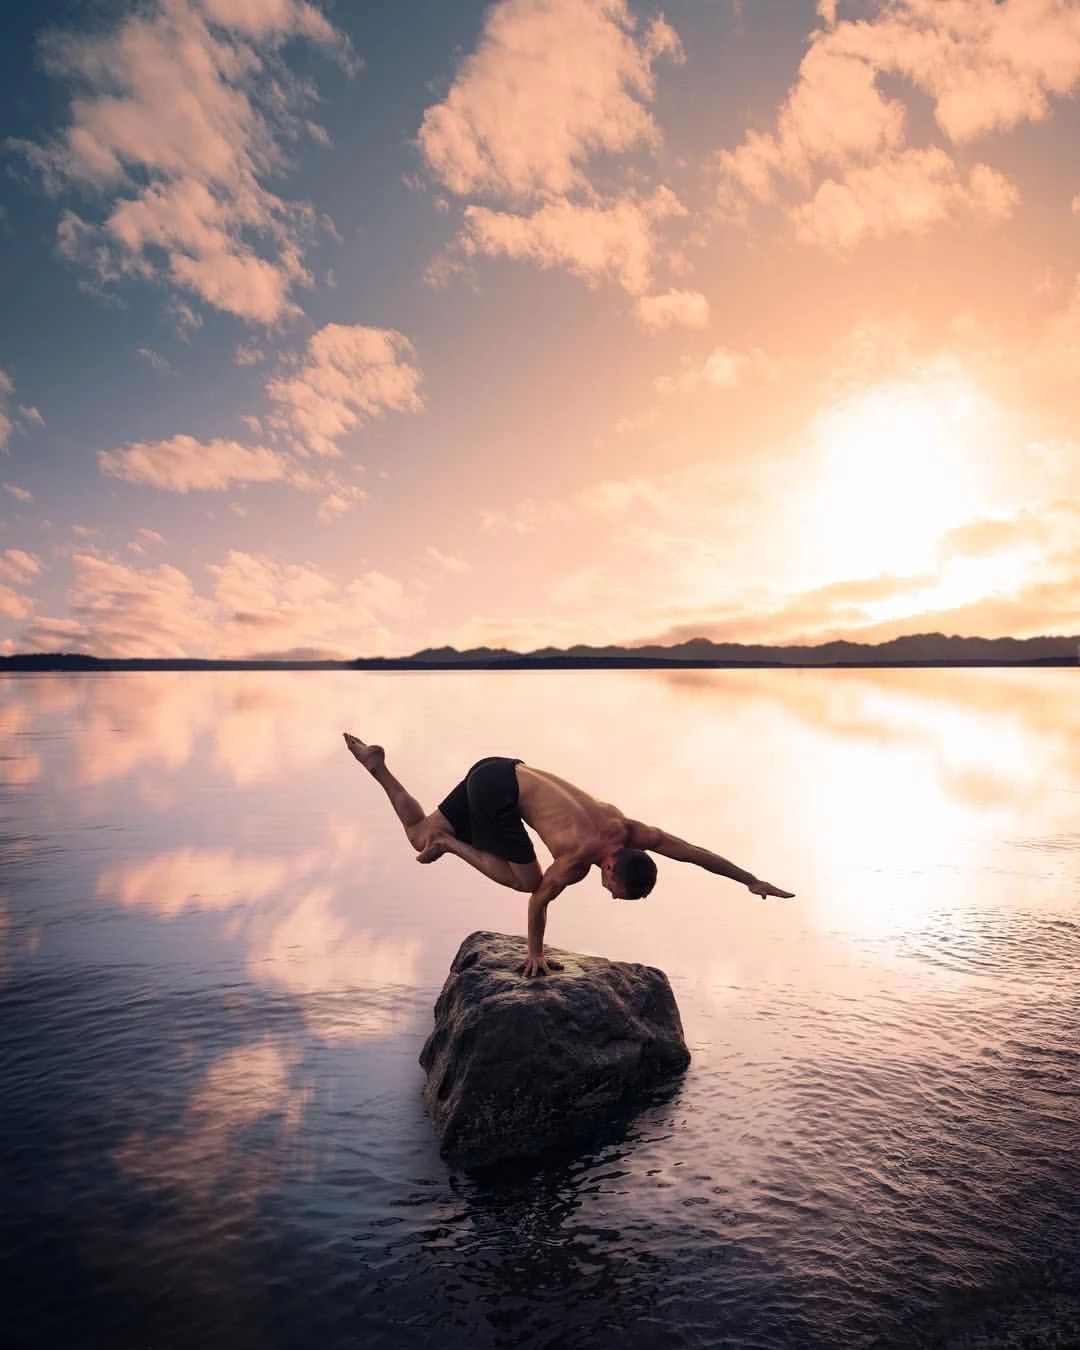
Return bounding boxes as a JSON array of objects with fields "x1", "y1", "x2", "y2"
[{"x1": 600, "y1": 855, "x2": 630, "y2": 900}]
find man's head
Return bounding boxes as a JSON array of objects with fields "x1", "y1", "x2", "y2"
[{"x1": 601, "y1": 847, "x2": 657, "y2": 900}]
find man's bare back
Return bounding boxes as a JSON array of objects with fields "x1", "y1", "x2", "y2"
[
  {"x1": 514, "y1": 764, "x2": 628, "y2": 860},
  {"x1": 344, "y1": 734, "x2": 794, "y2": 978}
]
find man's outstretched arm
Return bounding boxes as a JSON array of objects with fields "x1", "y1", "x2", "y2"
[
  {"x1": 517, "y1": 857, "x2": 591, "y2": 977},
  {"x1": 627, "y1": 822, "x2": 794, "y2": 898}
]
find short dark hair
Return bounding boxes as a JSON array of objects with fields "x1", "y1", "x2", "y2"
[{"x1": 613, "y1": 847, "x2": 657, "y2": 899}]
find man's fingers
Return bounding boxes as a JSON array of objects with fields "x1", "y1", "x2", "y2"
[
  {"x1": 515, "y1": 959, "x2": 556, "y2": 977},
  {"x1": 749, "y1": 878, "x2": 795, "y2": 898}
]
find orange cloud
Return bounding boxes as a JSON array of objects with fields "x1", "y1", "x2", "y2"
[
  {"x1": 458, "y1": 187, "x2": 687, "y2": 300},
  {"x1": 792, "y1": 149, "x2": 1018, "y2": 249},
  {"x1": 835, "y1": 0, "x2": 1080, "y2": 144},
  {"x1": 419, "y1": 0, "x2": 682, "y2": 199},
  {"x1": 633, "y1": 288, "x2": 710, "y2": 332},
  {"x1": 654, "y1": 344, "x2": 777, "y2": 395},
  {"x1": 718, "y1": 0, "x2": 1076, "y2": 245},
  {"x1": 479, "y1": 496, "x2": 574, "y2": 534},
  {"x1": 315, "y1": 479, "x2": 368, "y2": 521},
  {"x1": 19, "y1": 548, "x2": 412, "y2": 659},
  {"x1": 0, "y1": 549, "x2": 43, "y2": 622},
  {"x1": 719, "y1": 38, "x2": 907, "y2": 205},
  {"x1": 98, "y1": 435, "x2": 290, "y2": 491},
  {"x1": 0, "y1": 550, "x2": 42, "y2": 586},
  {"x1": 937, "y1": 502, "x2": 1068, "y2": 561},
  {"x1": 267, "y1": 323, "x2": 424, "y2": 458}
]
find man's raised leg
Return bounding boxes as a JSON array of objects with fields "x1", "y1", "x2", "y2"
[{"x1": 344, "y1": 733, "x2": 431, "y2": 847}]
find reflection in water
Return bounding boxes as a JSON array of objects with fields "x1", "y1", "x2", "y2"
[
  {"x1": 250, "y1": 885, "x2": 422, "y2": 1041},
  {"x1": 0, "y1": 697, "x2": 40, "y2": 784},
  {"x1": 114, "y1": 1039, "x2": 311, "y2": 1213},
  {"x1": 95, "y1": 826, "x2": 420, "y2": 1042},
  {"x1": 97, "y1": 847, "x2": 316, "y2": 914},
  {"x1": 1, "y1": 669, "x2": 1078, "y2": 1347}
]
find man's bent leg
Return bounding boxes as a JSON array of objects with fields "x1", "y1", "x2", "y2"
[{"x1": 424, "y1": 835, "x2": 542, "y2": 892}]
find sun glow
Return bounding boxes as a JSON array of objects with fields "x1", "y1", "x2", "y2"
[{"x1": 808, "y1": 370, "x2": 997, "y2": 579}]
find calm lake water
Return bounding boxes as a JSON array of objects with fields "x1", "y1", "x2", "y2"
[{"x1": 2, "y1": 669, "x2": 1078, "y2": 1348}]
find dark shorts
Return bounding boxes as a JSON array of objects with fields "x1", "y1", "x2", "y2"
[{"x1": 436, "y1": 756, "x2": 537, "y2": 865}]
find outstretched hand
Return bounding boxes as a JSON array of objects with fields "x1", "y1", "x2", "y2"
[
  {"x1": 747, "y1": 878, "x2": 795, "y2": 899},
  {"x1": 516, "y1": 954, "x2": 565, "y2": 978}
]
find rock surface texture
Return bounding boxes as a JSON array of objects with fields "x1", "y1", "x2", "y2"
[{"x1": 419, "y1": 931, "x2": 691, "y2": 1170}]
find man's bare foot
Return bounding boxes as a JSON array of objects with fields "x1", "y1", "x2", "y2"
[
  {"x1": 343, "y1": 732, "x2": 385, "y2": 773},
  {"x1": 416, "y1": 835, "x2": 452, "y2": 863}
]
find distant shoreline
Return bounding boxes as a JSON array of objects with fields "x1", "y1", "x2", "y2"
[{"x1": 0, "y1": 656, "x2": 1075, "y2": 672}]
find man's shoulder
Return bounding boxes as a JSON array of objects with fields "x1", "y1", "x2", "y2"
[
  {"x1": 623, "y1": 819, "x2": 663, "y2": 850},
  {"x1": 548, "y1": 851, "x2": 594, "y2": 885}
]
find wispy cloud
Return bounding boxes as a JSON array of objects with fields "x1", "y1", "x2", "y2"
[
  {"x1": 0, "y1": 369, "x2": 43, "y2": 453},
  {"x1": 654, "y1": 345, "x2": 777, "y2": 395},
  {"x1": 457, "y1": 188, "x2": 686, "y2": 300},
  {"x1": 136, "y1": 346, "x2": 174, "y2": 375},
  {"x1": 0, "y1": 549, "x2": 44, "y2": 622},
  {"x1": 716, "y1": 0, "x2": 1077, "y2": 246},
  {"x1": 0, "y1": 372, "x2": 11, "y2": 453},
  {"x1": 421, "y1": 0, "x2": 692, "y2": 320},
  {"x1": 791, "y1": 149, "x2": 1018, "y2": 250},
  {"x1": 21, "y1": 548, "x2": 412, "y2": 659},
  {"x1": 95, "y1": 322, "x2": 423, "y2": 516},
  {"x1": 419, "y1": 0, "x2": 681, "y2": 199},
  {"x1": 267, "y1": 323, "x2": 424, "y2": 458},
  {"x1": 98, "y1": 435, "x2": 291, "y2": 491},
  {"x1": 0, "y1": 549, "x2": 42, "y2": 585},
  {"x1": 426, "y1": 545, "x2": 471, "y2": 573},
  {"x1": 12, "y1": 0, "x2": 349, "y2": 323},
  {"x1": 633, "y1": 289, "x2": 710, "y2": 332}
]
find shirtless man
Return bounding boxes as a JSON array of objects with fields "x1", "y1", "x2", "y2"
[{"x1": 344, "y1": 734, "x2": 794, "y2": 977}]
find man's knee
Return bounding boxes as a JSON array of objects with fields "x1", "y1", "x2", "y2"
[{"x1": 408, "y1": 812, "x2": 448, "y2": 851}]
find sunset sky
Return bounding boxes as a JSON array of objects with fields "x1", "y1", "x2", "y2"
[{"x1": 0, "y1": 0, "x2": 1077, "y2": 659}]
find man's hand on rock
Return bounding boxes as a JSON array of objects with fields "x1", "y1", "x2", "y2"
[
  {"x1": 747, "y1": 877, "x2": 795, "y2": 899},
  {"x1": 516, "y1": 954, "x2": 565, "y2": 978}
]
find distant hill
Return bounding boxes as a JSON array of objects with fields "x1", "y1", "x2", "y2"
[
  {"x1": 1, "y1": 632, "x2": 1077, "y2": 670},
  {"x1": 401, "y1": 633, "x2": 1080, "y2": 666}
]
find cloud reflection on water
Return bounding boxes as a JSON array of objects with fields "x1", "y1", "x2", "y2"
[
  {"x1": 113, "y1": 1038, "x2": 311, "y2": 1213},
  {"x1": 1, "y1": 669, "x2": 1078, "y2": 1346}
]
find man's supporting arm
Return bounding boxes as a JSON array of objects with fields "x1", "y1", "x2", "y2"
[{"x1": 518, "y1": 858, "x2": 590, "y2": 977}]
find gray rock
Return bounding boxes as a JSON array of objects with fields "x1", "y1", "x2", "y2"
[{"x1": 419, "y1": 930, "x2": 691, "y2": 1170}]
